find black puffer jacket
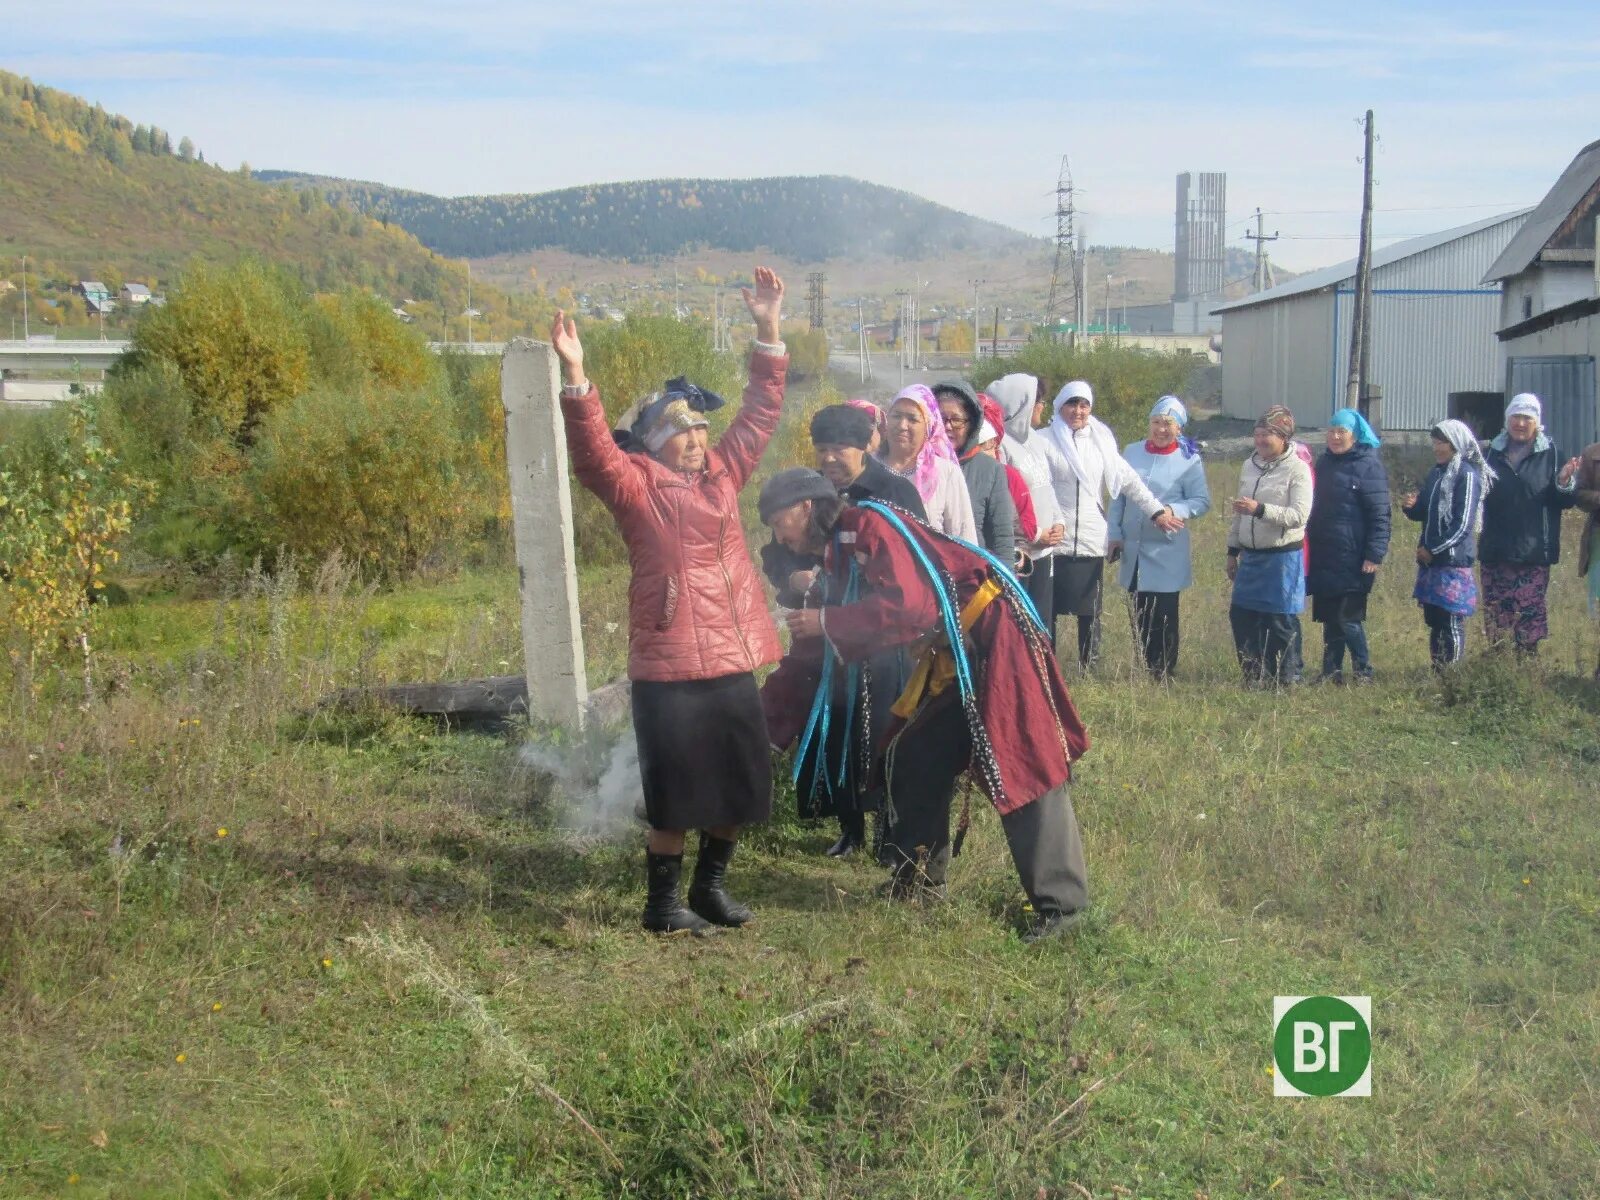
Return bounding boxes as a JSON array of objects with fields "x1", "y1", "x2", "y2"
[
  {"x1": 931, "y1": 380, "x2": 1015, "y2": 556},
  {"x1": 1306, "y1": 445, "x2": 1391, "y2": 596},
  {"x1": 1479, "y1": 438, "x2": 1576, "y2": 566}
]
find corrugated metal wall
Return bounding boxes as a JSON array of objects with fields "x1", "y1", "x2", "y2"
[
  {"x1": 1220, "y1": 290, "x2": 1334, "y2": 425},
  {"x1": 1221, "y1": 213, "x2": 1526, "y2": 429},
  {"x1": 1331, "y1": 290, "x2": 1504, "y2": 428},
  {"x1": 1508, "y1": 355, "x2": 1598, "y2": 453}
]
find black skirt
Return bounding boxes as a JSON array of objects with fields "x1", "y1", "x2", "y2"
[
  {"x1": 1051, "y1": 555, "x2": 1104, "y2": 617},
  {"x1": 1311, "y1": 592, "x2": 1368, "y2": 625},
  {"x1": 631, "y1": 673, "x2": 772, "y2": 831}
]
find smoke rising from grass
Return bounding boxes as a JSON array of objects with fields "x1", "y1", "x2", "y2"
[{"x1": 517, "y1": 722, "x2": 643, "y2": 838}]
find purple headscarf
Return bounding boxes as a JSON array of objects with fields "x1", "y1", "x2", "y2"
[{"x1": 885, "y1": 384, "x2": 960, "y2": 502}]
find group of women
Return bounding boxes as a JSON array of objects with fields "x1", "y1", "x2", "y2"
[{"x1": 552, "y1": 270, "x2": 1594, "y2": 938}]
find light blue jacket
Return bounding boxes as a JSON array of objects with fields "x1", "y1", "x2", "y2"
[{"x1": 1107, "y1": 442, "x2": 1211, "y2": 592}]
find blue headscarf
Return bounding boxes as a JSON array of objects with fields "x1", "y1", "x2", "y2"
[
  {"x1": 1328, "y1": 407, "x2": 1380, "y2": 449},
  {"x1": 1149, "y1": 395, "x2": 1200, "y2": 458}
]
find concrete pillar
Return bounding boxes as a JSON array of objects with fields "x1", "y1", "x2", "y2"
[{"x1": 501, "y1": 338, "x2": 589, "y2": 729}]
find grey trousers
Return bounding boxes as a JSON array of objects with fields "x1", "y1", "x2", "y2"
[{"x1": 883, "y1": 696, "x2": 1089, "y2": 915}]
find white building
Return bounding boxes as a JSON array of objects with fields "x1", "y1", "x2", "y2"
[
  {"x1": 1482, "y1": 139, "x2": 1600, "y2": 454},
  {"x1": 1213, "y1": 210, "x2": 1530, "y2": 430}
]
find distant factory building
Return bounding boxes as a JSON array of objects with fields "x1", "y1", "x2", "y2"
[
  {"x1": 1118, "y1": 171, "x2": 1228, "y2": 336},
  {"x1": 1483, "y1": 138, "x2": 1600, "y2": 454},
  {"x1": 1212, "y1": 209, "x2": 1530, "y2": 431}
]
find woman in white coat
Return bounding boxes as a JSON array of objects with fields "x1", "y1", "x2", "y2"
[
  {"x1": 1041, "y1": 380, "x2": 1183, "y2": 668},
  {"x1": 1107, "y1": 396, "x2": 1211, "y2": 679}
]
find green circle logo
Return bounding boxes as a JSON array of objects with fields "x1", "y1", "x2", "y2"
[{"x1": 1274, "y1": 996, "x2": 1371, "y2": 1096}]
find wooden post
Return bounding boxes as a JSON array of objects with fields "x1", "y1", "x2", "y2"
[{"x1": 501, "y1": 338, "x2": 589, "y2": 729}]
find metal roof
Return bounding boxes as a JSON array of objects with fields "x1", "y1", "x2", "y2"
[
  {"x1": 1481, "y1": 138, "x2": 1600, "y2": 283},
  {"x1": 1212, "y1": 210, "x2": 1531, "y2": 314}
]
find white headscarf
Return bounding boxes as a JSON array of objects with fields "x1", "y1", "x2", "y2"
[
  {"x1": 987, "y1": 373, "x2": 1039, "y2": 443},
  {"x1": 1049, "y1": 380, "x2": 1122, "y2": 493},
  {"x1": 1505, "y1": 393, "x2": 1541, "y2": 425}
]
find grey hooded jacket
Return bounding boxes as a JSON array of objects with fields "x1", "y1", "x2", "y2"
[{"x1": 932, "y1": 379, "x2": 1016, "y2": 557}]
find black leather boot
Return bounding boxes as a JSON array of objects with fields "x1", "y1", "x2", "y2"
[
  {"x1": 825, "y1": 813, "x2": 864, "y2": 858},
  {"x1": 687, "y1": 834, "x2": 754, "y2": 927},
  {"x1": 642, "y1": 851, "x2": 714, "y2": 935}
]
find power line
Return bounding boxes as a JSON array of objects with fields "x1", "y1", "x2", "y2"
[{"x1": 806, "y1": 272, "x2": 826, "y2": 332}]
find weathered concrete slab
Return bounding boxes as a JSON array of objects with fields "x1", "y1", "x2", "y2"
[{"x1": 501, "y1": 337, "x2": 589, "y2": 729}]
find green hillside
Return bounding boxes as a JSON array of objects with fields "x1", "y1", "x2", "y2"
[
  {"x1": 0, "y1": 71, "x2": 545, "y2": 341},
  {"x1": 254, "y1": 171, "x2": 1041, "y2": 263}
]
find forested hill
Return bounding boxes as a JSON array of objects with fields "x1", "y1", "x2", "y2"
[
  {"x1": 252, "y1": 172, "x2": 1041, "y2": 262},
  {"x1": 0, "y1": 71, "x2": 542, "y2": 339}
]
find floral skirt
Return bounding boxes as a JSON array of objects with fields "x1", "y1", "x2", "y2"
[
  {"x1": 1413, "y1": 565, "x2": 1477, "y2": 616},
  {"x1": 1480, "y1": 562, "x2": 1551, "y2": 645}
]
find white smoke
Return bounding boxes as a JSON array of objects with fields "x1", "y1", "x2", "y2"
[{"x1": 517, "y1": 722, "x2": 644, "y2": 839}]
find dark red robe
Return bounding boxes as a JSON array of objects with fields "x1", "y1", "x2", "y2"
[{"x1": 763, "y1": 505, "x2": 1089, "y2": 815}]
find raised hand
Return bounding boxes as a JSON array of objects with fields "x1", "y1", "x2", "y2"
[
  {"x1": 550, "y1": 310, "x2": 585, "y2": 388},
  {"x1": 742, "y1": 266, "x2": 785, "y2": 344}
]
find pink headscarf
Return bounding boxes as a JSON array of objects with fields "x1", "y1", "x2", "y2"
[{"x1": 885, "y1": 384, "x2": 960, "y2": 502}]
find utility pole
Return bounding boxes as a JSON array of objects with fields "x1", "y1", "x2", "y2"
[
  {"x1": 21, "y1": 255, "x2": 28, "y2": 340},
  {"x1": 1120, "y1": 279, "x2": 1128, "y2": 340},
  {"x1": 1045, "y1": 156, "x2": 1079, "y2": 341},
  {"x1": 1346, "y1": 109, "x2": 1377, "y2": 419},
  {"x1": 465, "y1": 261, "x2": 473, "y2": 346},
  {"x1": 992, "y1": 305, "x2": 1000, "y2": 356},
  {"x1": 1246, "y1": 207, "x2": 1279, "y2": 293},
  {"x1": 1103, "y1": 274, "x2": 1113, "y2": 340},
  {"x1": 1074, "y1": 232, "x2": 1089, "y2": 343},
  {"x1": 673, "y1": 266, "x2": 681, "y2": 321},
  {"x1": 895, "y1": 289, "x2": 910, "y2": 387},
  {"x1": 969, "y1": 278, "x2": 984, "y2": 358},
  {"x1": 856, "y1": 298, "x2": 868, "y2": 382}
]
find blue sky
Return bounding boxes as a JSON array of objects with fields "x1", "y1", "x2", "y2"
[{"x1": 10, "y1": 0, "x2": 1598, "y2": 270}]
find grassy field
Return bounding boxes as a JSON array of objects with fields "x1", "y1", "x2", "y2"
[{"x1": 3, "y1": 461, "x2": 1599, "y2": 1198}]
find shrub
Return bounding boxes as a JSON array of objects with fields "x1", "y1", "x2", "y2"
[
  {"x1": 244, "y1": 386, "x2": 467, "y2": 578},
  {"x1": 124, "y1": 260, "x2": 311, "y2": 444},
  {"x1": 0, "y1": 401, "x2": 146, "y2": 679},
  {"x1": 972, "y1": 341, "x2": 1198, "y2": 441},
  {"x1": 439, "y1": 351, "x2": 513, "y2": 556},
  {"x1": 309, "y1": 290, "x2": 439, "y2": 395}
]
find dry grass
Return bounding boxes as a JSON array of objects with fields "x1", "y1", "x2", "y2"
[{"x1": 2, "y1": 460, "x2": 1598, "y2": 1197}]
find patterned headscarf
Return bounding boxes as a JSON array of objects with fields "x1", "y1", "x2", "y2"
[
  {"x1": 884, "y1": 384, "x2": 960, "y2": 502},
  {"x1": 612, "y1": 376, "x2": 725, "y2": 454},
  {"x1": 1432, "y1": 418, "x2": 1496, "y2": 535},
  {"x1": 1329, "y1": 407, "x2": 1381, "y2": 448},
  {"x1": 1256, "y1": 405, "x2": 1296, "y2": 442}
]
